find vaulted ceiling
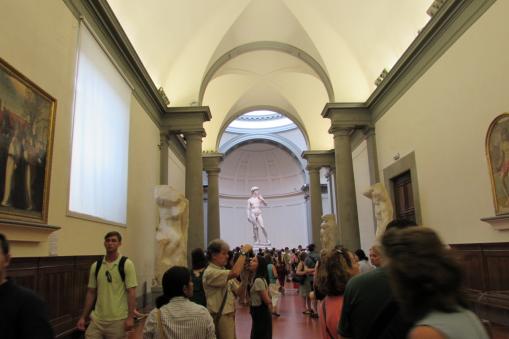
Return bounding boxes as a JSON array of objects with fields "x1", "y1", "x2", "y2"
[{"x1": 107, "y1": 0, "x2": 434, "y2": 150}]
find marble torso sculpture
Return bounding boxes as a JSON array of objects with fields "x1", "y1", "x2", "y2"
[
  {"x1": 154, "y1": 185, "x2": 189, "y2": 285},
  {"x1": 247, "y1": 186, "x2": 270, "y2": 245},
  {"x1": 363, "y1": 183, "x2": 394, "y2": 238},
  {"x1": 320, "y1": 214, "x2": 337, "y2": 251}
]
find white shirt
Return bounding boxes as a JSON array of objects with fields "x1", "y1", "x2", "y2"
[{"x1": 143, "y1": 297, "x2": 216, "y2": 339}]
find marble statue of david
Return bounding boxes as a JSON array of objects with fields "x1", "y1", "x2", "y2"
[{"x1": 247, "y1": 186, "x2": 270, "y2": 245}]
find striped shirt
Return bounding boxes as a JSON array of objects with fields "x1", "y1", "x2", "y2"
[{"x1": 143, "y1": 297, "x2": 216, "y2": 339}]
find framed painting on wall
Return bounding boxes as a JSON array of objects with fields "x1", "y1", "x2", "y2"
[
  {"x1": 486, "y1": 113, "x2": 509, "y2": 215},
  {"x1": 0, "y1": 58, "x2": 56, "y2": 223}
]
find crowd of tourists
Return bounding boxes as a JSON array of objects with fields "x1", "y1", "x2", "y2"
[{"x1": 0, "y1": 219, "x2": 491, "y2": 339}]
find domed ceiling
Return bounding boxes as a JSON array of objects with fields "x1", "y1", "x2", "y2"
[
  {"x1": 107, "y1": 0, "x2": 434, "y2": 150},
  {"x1": 219, "y1": 143, "x2": 305, "y2": 196}
]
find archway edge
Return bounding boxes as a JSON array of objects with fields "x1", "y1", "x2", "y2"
[
  {"x1": 215, "y1": 105, "x2": 310, "y2": 152},
  {"x1": 219, "y1": 134, "x2": 307, "y2": 182},
  {"x1": 199, "y1": 41, "x2": 335, "y2": 104}
]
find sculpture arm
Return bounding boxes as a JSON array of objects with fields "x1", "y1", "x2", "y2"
[
  {"x1": 247, "y1": 200, "x2": 255, "y2": 223},
  {"x1": 258, "y1": 195, "x2": 267, "y2": 206}
]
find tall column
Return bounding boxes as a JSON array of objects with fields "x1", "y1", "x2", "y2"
[
  {"x1": 203, "y1": 153, "x2": 223, "y2": 244},
  {"x1": 159, "y1": 132, "x2": 169, "y2": 185},
  {"x1": 161, "y1": 106, "x2": 211, "y2": 256},
  {"x1": 184, "y1": 132, "x2": 205, "y2": 252},
  {"x1": 302, "y1": 150, "x2": 334, "y2": 249},
  {"x1": 333, "y1": 128, "x2": 360, "y2": 249},
  {"x1": 307, "y1": 166, "x2": 323, "y2": 247},
  {"x1": 322, "y1": 103, "x2": 371, "y2": 249}
]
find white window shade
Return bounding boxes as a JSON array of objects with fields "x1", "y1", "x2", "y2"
[{"x1": 69, "y1": 24, "x2": 131, "y2": 224}]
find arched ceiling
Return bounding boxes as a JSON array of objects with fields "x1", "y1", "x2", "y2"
[{"x1": 107, "y1": 0, "x2": 433, "y2": 150}]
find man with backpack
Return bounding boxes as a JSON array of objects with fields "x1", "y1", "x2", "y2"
[{"x1": 77, "y1": 231, "x2": 137, "y2": 338}]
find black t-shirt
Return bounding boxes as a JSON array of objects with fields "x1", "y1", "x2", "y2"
[
  {"x1": 338, "y1": 267, "x2": 393, "y2": 339},
  {"x1": 0, "y1": 278, "x2": 54, "y2": 339}
]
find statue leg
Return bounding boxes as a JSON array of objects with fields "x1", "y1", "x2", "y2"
[
  {"x1": 253, "y1": 224, "x2": 260, "y2": 244},
  {"x1": 257, "y1": 215, "x2": 270, "y2": 244}
]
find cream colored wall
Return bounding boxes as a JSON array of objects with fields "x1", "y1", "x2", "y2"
[
  {"x1": 353, "y1": 141, "x2": 376, "y2": 251},
  {"x1": 168, "y1": 149, "x2": 186, "y2": 195},
  {"x1": 0, "y1": 1, "x2": 162, "y2": 295},
  {"x1": 375, "y1": 0, "x2": 509, "y2": 244}
]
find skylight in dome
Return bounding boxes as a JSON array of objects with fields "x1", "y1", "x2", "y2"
[{"x1": 229, "y1": 110, "x2": 295, "y2": 130}]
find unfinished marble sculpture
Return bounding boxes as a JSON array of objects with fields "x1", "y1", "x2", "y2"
[
  {"x1": 363, "y1": 183, "x2": 394, "y2": 238},
  {"x1": 154, "y1": 185, "x2": 189, "y2": 286},
  {"x1": 320, "y1": 214, "x2": 337, "y2": 251}
]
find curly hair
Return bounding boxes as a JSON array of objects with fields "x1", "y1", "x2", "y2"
[
  {"x1": 315, "y1": 247, "x2": 354, "y2": 296},
  {"x1": 381, "y1": 227, "x2": 467, "y2": 321}
]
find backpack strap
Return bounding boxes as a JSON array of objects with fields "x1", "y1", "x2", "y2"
[
  {"x1": 94, "y1": 256, "x2": 128, "y2": 283},
  {"x1": 119, "y1": 256, "x2": 128, "y2": 283},
  {"x1": 94, "y1": 257, "x2": 103, "y2": 282}
]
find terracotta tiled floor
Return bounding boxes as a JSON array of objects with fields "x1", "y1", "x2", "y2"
[
  {"x1": 128, "y1": 284, "x2": 321, "y2": 339},
  {"x1": 235, "y1": 286, "x2": 321, "y2": 339},
  {"x1": 128, "y1": 284, "x2": 509, "y2": 339}
]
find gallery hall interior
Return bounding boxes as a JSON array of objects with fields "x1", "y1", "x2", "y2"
[{"x1": 1, "y1": 0, "x2": 509, "y2": 338}]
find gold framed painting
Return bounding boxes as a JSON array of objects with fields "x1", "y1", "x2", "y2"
[
  {"x1": 486, "y1": 113, "x2": 509, "y2": 215},
  {"x1": 0, "y1": 58, "x2": 56, "y2": 223}
]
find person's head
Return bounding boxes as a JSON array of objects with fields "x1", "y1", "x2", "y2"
[
  {"x1": 104, "y1": 231, "x2": 122, "y2": 254},
  {"x1": 354, "y1": 249, "x2": 368, "y2": 261},
  {"x1": 369, "y1": 246, "x2": 382, "y2": 267},
  {"x1": 207, "y1": 239, "x2": 230, "y2": 267},
  {"x1": 264, "y1": 252, "x2": 272, "y2": 264},
  {"x1": 191, "y1": 248, "x2": 207, "y2": 270},
  {"x1": 250, "y1": 254, "x2": 269, "y2": 282},
  {"x1": 385, "y1": 219, "x2": 417, "y2": 231},
  {"x1": 307, "y1": 243, "x2": 316, "y2": 252},
  {"x1": 299, "y1": 251, "x2": 308, "y2": 262},
  {"x1": 156, "y1": 266, "x2": 193, "y2": 308},
  {"x1": 316, "y1": 247, "x2": 358, "y2": 297},
  {"x1": 382, "y1": 227, "x2": 466, "y2": 321},
  {"x1": 0, "y1": 233, "x2": 11, "y2": 283}
]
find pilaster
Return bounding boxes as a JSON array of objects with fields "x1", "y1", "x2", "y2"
[
  {"x1": 203, "y1": 153, "x2": 224, "y2": 244},
  {"x1": 161, "y1": 106, "x2": 211, "y2": 254}
]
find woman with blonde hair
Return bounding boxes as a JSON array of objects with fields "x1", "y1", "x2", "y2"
[
  {"x1": 315, "y1": 247, "x2": 359, "y2": 339},
  {"x1": 382, "y1": 227, "x2": 489, "y2": 339}
]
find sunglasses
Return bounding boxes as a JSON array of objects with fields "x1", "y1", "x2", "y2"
[{"x1": 105, "y1": 270, "x2": 112, "y2": 283}]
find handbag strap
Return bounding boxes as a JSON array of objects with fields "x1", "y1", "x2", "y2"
[
  {"x1": 217, "y1": 285, "x2": 229, "y2": 317},
  {"x1": 322, "y1": 299, "x2": 335, "y2": 339},
  {"x1": 156, "y1": 308, "x2": 167, "y2": 339}
]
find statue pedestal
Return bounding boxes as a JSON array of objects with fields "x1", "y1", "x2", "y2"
[{"x1": 254, "y1": 242, "x2": 272, "y2": 250}]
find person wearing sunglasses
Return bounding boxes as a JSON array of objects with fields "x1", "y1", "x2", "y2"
[{"x1": 77, "y1": 231, "x2": 138, "y2": 339}]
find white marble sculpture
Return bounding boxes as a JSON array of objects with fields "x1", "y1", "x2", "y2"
[
  {"x1": 363, "y1": 183, "x2": 394, "y2": 238},
  {"x1": 247, "y1": 186, "x2": 270, "y2": 245},
  {"x1": 320, "y1": 214, "x2": 337, "y2": 251},
  {"x1": 154, "y1": 185, "x2": 189, "y2": 286}
]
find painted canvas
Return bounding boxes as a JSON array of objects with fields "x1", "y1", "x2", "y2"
[
  {"x1": 0, "y1": 58, "x2": 56, "y2": 223},
  {"x1": 486, "y1": 113, "x2": 509, "y2": 215}
]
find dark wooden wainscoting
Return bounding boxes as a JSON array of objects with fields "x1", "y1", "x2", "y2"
[
  {"x1": 7, "y1": 255, "x2": 100, "y2": 338},
  {"x1": 450, "y1": 242, "x2": 509, "y2": 327}
]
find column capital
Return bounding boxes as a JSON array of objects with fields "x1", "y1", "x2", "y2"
[
  {"x1": 161, "y1": 106, "x2": 212, "y2": 137},
  {"x1": 302, "y1": 150, "x2": 335, "y2": 169},
  {"x1": 203, "y1": 152, "x2": 224, "y2": 172},
  {"x1": 362, "y1": 126, "x2": 376, "y2": 138},
  {"x1": 321, "y1": 102, "x2": 372, "y2": 134}
]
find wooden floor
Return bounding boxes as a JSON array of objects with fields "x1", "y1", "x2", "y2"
[{"x1": 128, "y1": 283, "x2": 509, "y2": 339}]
